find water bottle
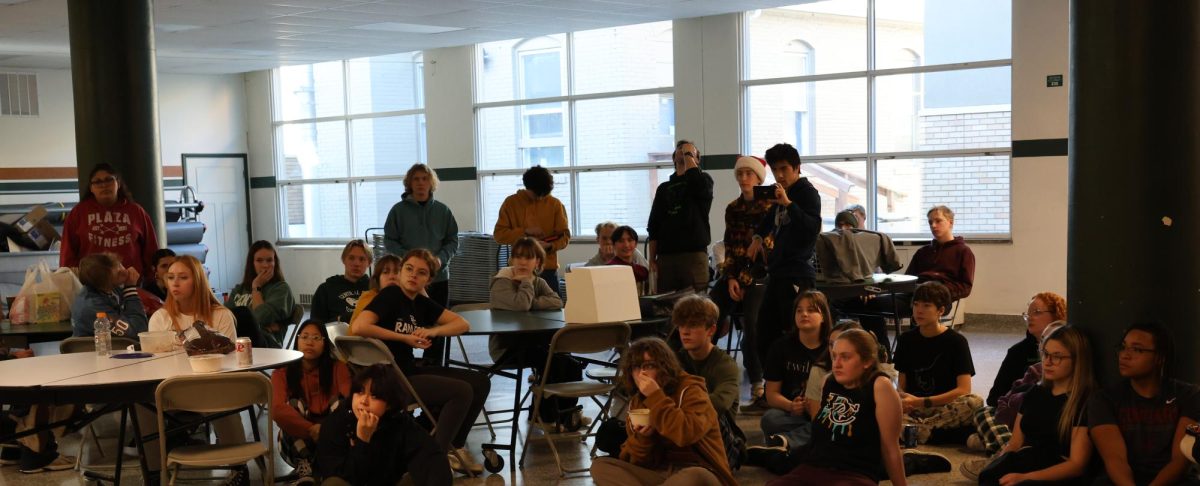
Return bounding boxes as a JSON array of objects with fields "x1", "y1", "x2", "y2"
[{"x1": 94, "y1": 312, "x2": 112, "y2": 357}]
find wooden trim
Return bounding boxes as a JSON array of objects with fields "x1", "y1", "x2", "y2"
[{"x1": 0, "y1": 166, "x2": 184, "y2": 180}]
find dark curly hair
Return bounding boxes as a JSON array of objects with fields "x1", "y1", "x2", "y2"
[
  {"x1": 522, "y1": 166, "x2": 554, "y2": 197},
  {"x1": 618, "y1": 337, "x2": 685, "y2": 397}
]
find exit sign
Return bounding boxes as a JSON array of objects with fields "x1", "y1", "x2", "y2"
[{"x1": 1047, "y1": 74, "x2": 1063, "y2": 87}]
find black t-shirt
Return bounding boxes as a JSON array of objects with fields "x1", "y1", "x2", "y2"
[
  {"x1": 1019, "y1": 385, "x2": 1084, "y2": 457},
  {"x1": 1087, "y1": 379, "x2": 1200, "y2": 484},
  {"x1": 362, "y1": 286, "x2": 445, "y2": 372},
  {"x1": 806, "y1": 374, "x2": 885, "y2": 482},
  {"x1": 763, "y1": 333, "x2": 829, "y2": 400},
  {"x1": 892, "y1": 327, "x2": 974, "y2": 397}
]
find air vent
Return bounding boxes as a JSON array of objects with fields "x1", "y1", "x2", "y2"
[
  {"x1": 0, "y1": 73, "x2": 38, "y2": 117},
  {"x1": 299, "y1": 293, "x2": 314, "y2": 306}
]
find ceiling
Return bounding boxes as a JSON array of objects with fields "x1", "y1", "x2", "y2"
[{"x1": 0, "y1": 0, "x2": 803, "y2": 75}]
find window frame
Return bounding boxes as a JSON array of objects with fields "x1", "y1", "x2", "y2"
[{"x1": 740, "y1": 1, "x2": 1014, "y2": 240}]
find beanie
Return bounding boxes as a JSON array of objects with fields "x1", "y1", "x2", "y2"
[{"x1": 734, "y1": 155, "x2": 767, "y2": 184}]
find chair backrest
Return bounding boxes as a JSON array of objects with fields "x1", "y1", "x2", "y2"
[
  {"x1": 327, "y1": 322, "x2": 350, "y2": 341},
  {"x1": 290, "y1": 304, "x2": 305, "y2": 325},
  {"x1": 155, "y1": 372, "x2": 272, "y2": 414},
  {"x1": 60, "y1": 335, "x2": 139, "y2": 354},
  {"x1": 547, "y1": 322, "x2": 631, "y2": 358},
  {"x1": 334, "y1": 335, "x2": 396, "y2": 368}
]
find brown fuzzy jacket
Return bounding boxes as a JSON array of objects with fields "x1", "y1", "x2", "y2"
[{"x1": 620, "y1": 373, "x2": 736, "y2": 486}]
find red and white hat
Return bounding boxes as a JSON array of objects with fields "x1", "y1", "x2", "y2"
[{"x1": 734, "y1": 155, "x2": 767, "y2": 183}]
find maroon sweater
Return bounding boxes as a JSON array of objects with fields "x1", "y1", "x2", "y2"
[
  {"x1": 905, "y1": 236, "x2": 975, "y2": 300},
  {"x1": 60, "y1": 197, "x2": 159, "y2": 275}
]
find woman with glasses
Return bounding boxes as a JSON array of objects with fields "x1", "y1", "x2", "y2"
[
  {"x1": 60, "y1": 163, "x2": 160, "y2": 275},
  {"x1": 1088, "y1": 322, "x2": 1200, "y2": 486},
  {"x1": 977, "y1": 325, "x2": 1095, "y2": 486},
  {"x1": 271, "y1": 318, "x2": 351, "y2": 484},
  {"x1": 987, "y1": 292, "x2": 1068, "y2": 408},
  {"x1": 590, "y1": 337, "x2": 736, "y2": 486},
  {"x1": 310, "y1": 240, "x2": 372, "y2": 324}
]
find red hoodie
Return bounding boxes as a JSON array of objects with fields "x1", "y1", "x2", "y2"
[
  {"x1": 905, "y1": 236, "x2": 975, "y2": 300},
  {"x1": 60, "y1": 197, "x2": 159, "y2": 275}
]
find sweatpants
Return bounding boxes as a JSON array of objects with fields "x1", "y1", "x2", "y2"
[{"x1": 590, "y1": 456, "x2": 721, "y2": 486}]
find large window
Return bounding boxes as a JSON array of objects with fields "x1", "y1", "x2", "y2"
[
  {"x1": 475, "y1": 21, "x2": 674, "y2": 237},
  {"x1": 744, "y1": 0, "x2": 1012, "y2": 238},
  {"x1": 273, "y1": 52, "x2": 425, "y2": 241}
]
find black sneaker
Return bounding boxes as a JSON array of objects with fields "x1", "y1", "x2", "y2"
[
  {"x1": 746, "y1": 434, "x2": 789, "y2": 467},
  {"x1": 0, "y1": 445, "x2": 19, "y2": 466},
  {"x1": 903, "y1": 449, "x2": 951, "y2": 475}
]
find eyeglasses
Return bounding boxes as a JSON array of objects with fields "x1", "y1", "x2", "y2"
[
  {"x1": 1021, "y1": 309, "x2": 1051, "y2": 321},
  {"x1": 297, "y1": 335, "x2": 324, "y2": 342},
  {"x1": 90, "y1": 176, "x2": 117, "y2": 186},
  {"x1": 1116, "y1": 344, "x2": 1155, "y2": 356},
  {"x1": 1041, "y1": 352, "x2": 1073, "y2": 365},
  {"x1": 633, "y1": 361, "x2": 659, "y2": 372}
]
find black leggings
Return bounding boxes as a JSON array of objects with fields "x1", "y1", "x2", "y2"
[{"x1": 408, "y1": 366, "x2": 490, "y2": 450}]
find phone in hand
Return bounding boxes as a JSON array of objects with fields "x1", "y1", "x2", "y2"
[{"x1": 753, "y1": 185, "x2": 775, "y2": 201}]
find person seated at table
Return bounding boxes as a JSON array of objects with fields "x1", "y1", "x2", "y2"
[
  {"x1": 590, "y1": 337, "x2": 737, "y2": 486},
  {"x1": 846, "y1": 205, "x2": 973, "y2": 351},
  {"x1": 606, "y1": 225, "x2": 650, "y2": 295},
  {"x1": 150, "y1": 255, "x2": 237, "y2": 340},
  {"x1": 893, "y1": 281, "x2": 983, "y2": 446},
  {"x1": 845, "y1": 204, "x2": 867, "y2": 229},
  {"x1": 225, "y1": 240, "x2": 297, "y2": 348},
  {"x1": 316, "y1": 363, "x2": 451, "y2": 486},
  {"x1": 310, "y1": 240, "x2": 372, "y2": 324},
  {"x1": 70, "y1": 252, "x2": 149, "y2": 338},
  {"x1": 746, "y1": 290, "x2": 831, "y2": 468},
  {"x1": 1088, "y1": 322, "x2": 1199, "y2": 486},
  {"x1": 488, "y1": 237, "x2": 585, "y2": 430},
  {"x1": 585, "y1": 221, "x2": 648, "y2": 268},
  {"x1": 977, "y1": 325, "x2": 1095, "y2": 486},
  {"x1": 350, "y1": 248, "x2": 490, "y2": 475},
  {"x1": 0, "y1": 348, "x2": 76, "y2": 473},
  {"x1": 141, "y1": 248, "x2": 176, "y2": 300},
  {"x1": 272, "y1": 318, "x2": 352, "y2": 484},
  {"x1": 765, "y1": 329, "x2": 907, "y2": 486}
]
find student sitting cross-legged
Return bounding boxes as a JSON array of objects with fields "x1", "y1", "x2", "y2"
[
  {"x1": 766, "y1": 329, "x2": 907, "y2": 486},
  {"x1": 590, "y1": 337, "x2": 736, "y2": 486},
  {"x1": 316, "y1": 363, "x2": 451, "y2": 486},
  {"x1": 978, "y1": 325, "x2": 1094, "y2": 486},
  {"x1": 893, "y1": 281, "x2": 983, "y2": 445}
]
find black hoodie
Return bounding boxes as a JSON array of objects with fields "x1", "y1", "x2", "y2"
[
  {"x1": 316, "y1": 407, "x2": 450, "y2": 486},
  {"x1": 310, "y1": 274, "x2": 369, "y2": 324}
]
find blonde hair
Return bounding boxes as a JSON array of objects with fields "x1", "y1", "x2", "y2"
[
  {"x1": 403, "y1": 164, "x2": 439, "y2": 194},
  {"x1": 1040, "y1": 325, "x2": 1094, "y2": 444},
  {"x1": 162, "y1": 255, "x2": 224, "y2": 332},
  {"x1": 341, "y1": 239, "x2": 373, "y2": 262}
]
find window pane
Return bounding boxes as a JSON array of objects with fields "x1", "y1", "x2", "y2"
[
  {"x1": 476, "y1": 34, "x2": 567, "y2": 103},
  {"x1": 573, "y1": 21, "x2": 673, "y2": 94},
  {"x1": 278, "y1": 122, "x2": 348, "y2": 179},
  {"x1": 875, "y1": 155, "x2": 1010, "y2": 236},
  {"x1": 277, "y1": 61, "x2": 345, "y2": 121},
  {"x1": 355, "y1": 180, "x2": 406, "y2": 236},
  {"x1": 746, "y1": 0, "x2": 867, "y2": 80},
  {"x1": 478, "y1": 103, "x2": 570, "y2": 170},
  {"x1": 577, "y1": 169, "x2": 672, "y2": 237},
  {"x1": 875, "y1": 0, "x2": 1011, "y2": 70},
  {"x1": 745, "y1": 78, "x2": 866, "y2": 157},
  {"x1": 576, "y1": 94, "x2": 675, "y2": 166},
  {"x1": 347, "y1": 52, "x2": 423, "y2": 114},
  {"x1": 351, "y1": 115, "x2": 425, "y2": 177},
  {"x1": 875, "y1": 66, "x2": 1011, "y2": 152},
  {"x1": 281, "y1": 183, "x2": 352, "y2": 239},
  {"x1": 802, "y1": 161, "x2": 868, "y2": 229},
  {"x1": 480, "y1": 172, "x2": 573, "y2": 236}
]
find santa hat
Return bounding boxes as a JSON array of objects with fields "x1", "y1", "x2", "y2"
[{"x1": 734, "y1": 155, "x2": 767, "y2": 183}]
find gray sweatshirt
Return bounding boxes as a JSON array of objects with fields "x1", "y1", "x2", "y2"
[{"x1": 488, "y1": 267, "x2": 563, "y2": 311}]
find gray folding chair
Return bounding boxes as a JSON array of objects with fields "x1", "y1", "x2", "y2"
[
  {"x1": 325, "y1": 322, "x2": 350, "y2": 360},
  {"x1": 520, "y1": 322, "x2": 631, "y2": 477},
  {"x1": 154, "y1": 372, "x2": 274, "y2": 486}
]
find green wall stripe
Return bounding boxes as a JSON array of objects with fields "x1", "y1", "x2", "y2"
[
  {"x1": 435, "y1": 167, "x2": 476, "y2": 181},
  {"x1": 250, "y1": 176, "x2": 276, "y2": 189},
  {"x1": 701, "y1": 154, "x2": 738, "y2": 170}
]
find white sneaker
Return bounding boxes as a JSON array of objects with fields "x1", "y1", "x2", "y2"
[
  {"x1": 960, "y1": 457, "x2": 989, "y2": 481},
  {"x1": 966, "y1": 433, "x2": 987, "y2": 451}
]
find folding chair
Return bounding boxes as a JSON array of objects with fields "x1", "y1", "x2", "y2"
[
  {"x1": 325, "y1": 322, "x2": 350, "y2": 360},
  {"x1": 333, "y1": 336, "x2": 477, "y2": 477},
  {"x1": 58, "y1": 336, "x2": 140, "y2": 471},
  {"x1": 520, "y1": 322, "x2": 631, "y2": 477},
  {"x1": 154, "y1": 372, "x2": 274, "y2": 486}
]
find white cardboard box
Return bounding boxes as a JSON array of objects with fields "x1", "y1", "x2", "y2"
[{"x1": 564, "y1": 265, "x2": 641, "y2": 324}]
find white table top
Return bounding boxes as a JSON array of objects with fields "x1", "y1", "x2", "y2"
[{"x1": 0, "y1": 349, "x2": 302, "y2": 389}]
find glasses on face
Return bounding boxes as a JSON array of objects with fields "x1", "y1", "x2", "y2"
[
  {"x1": 1116, "y1": 344, "x2": 1155, "y2": 356},
  {"x1": 1041, "y1": 351, "x2": 1073, "y2": 365},
  {"x1": 90, "y1": 176, "x2": 117, "y2": 186},
  {"x1": 1021, "y1": 309, "x2": 1051, "y2": 321},
  {"x1": 634, "y1": 361, "x2": 659, "y2": 372}
]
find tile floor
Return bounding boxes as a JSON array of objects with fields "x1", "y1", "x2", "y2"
[{"x1": 0, "y1": 323, "x2": 1025, "y2": 485}]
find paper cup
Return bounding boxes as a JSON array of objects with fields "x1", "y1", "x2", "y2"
[{"x1": 628, "y1": 408, "x2": 650, "y2": 427}]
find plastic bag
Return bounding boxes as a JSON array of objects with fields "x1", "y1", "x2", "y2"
[
  {"x1": 10, "y1": 260, "x2": 78, "y2": 324},
  {"x1": 181, "y1": 321, "x2": 235, "y2": 356}
]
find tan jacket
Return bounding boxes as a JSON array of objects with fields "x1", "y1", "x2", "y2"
[
  {"x1": 621, "y1": 373, "x2": 736, "y2": 486},
  {"x1": 492, "y1": 190, "x2": 570, "y2": 270}
]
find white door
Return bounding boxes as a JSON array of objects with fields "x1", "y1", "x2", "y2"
[{"x1": 185, "y1": 156, "x2": 250, "y2": 292}]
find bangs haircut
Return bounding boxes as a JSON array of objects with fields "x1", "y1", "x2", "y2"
[
  {"x1": 671, "y1": 295, "x2": 718, "y2": 329},
  {"x1": 350, "y1": 364, "x2": 409, "y2": 413},
  {"x1": 912, "y1": 281, "x2": 953, "y2": 312},
  {"x1": 510, "y1": 237, "x2": 547, "y2": 265},
  {"x1": 370, "y1": 254, "x2": 402, "y2": 291}
]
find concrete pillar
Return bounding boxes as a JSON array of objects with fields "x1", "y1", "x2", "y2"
[
  {"x1": 67, "y1": 0, "x2": 166, "y2": 244},
  {"x1": 1068, "y1": 0, "x2": 1200, "y2": 382}
]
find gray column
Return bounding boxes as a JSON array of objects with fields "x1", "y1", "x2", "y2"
[
  {"x1": 1068, "y1": 0, "x2": 1200, "y2": 383},
  {"x1": 67, "y1": 0, "x2": 166, "y2": 244}
]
